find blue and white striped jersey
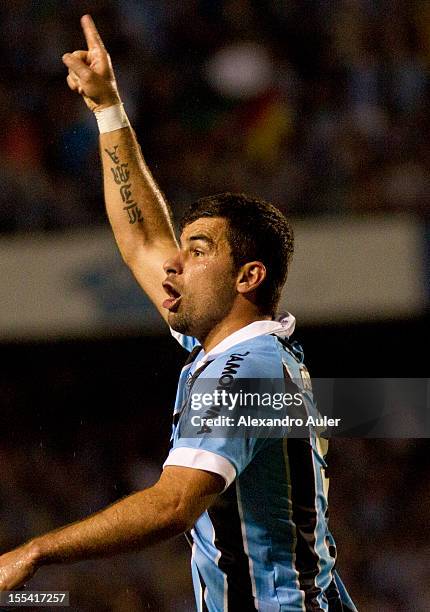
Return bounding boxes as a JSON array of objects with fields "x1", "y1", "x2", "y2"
[{"x1": 164, "y1": 317, "x2": 357, "y2": 612}]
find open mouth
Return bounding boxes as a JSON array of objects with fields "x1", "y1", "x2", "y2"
[{"x1": 162, "y1": 281, "x2": 182, "y2": 311}]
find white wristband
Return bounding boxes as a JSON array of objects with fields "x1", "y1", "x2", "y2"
[{"x1": 94, "y1": 103, "x2": 130, "y2": 134}]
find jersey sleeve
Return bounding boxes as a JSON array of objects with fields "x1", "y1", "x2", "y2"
[
  {"x1": 169, "y1": 326, "x2": 199, "y2": 352},
  {"x1": 163, "y1": 349, "x2": 280, "y2": 490}
]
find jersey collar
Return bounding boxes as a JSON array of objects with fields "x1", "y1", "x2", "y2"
[{"x1": 193, "y1": 313, "x2": 296, "y2": 371}]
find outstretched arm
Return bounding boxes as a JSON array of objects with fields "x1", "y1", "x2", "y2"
[
  {"x1": 0, "y1": 466, "x2": 224, "y2": 590},
  {"x1": 63, "y1": 15, "x2": 178, "y2": 322}
]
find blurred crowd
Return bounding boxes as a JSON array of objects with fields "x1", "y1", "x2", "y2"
[
  {"x1": 0, "y1": 433, "x2": 428, "y2": 610},
  {"x1": 1, "y1": 0, "x2": 430, "y2": 234},
  {"x1": 330, "y1": 439, "x2": 430, "y2": 611},
  {"x1": 0, "y1": 435, "x2": 194, "y2": 611}
]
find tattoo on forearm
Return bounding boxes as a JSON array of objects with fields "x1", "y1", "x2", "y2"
[
  {"x1": 119, "y1": 184, "x2": 132, "y2": 202},
  {"x1": 111, "y1": 164, "x2": 130, "y2": 184},
  {"x1": 104, "y1": 145, "x2": 120, "y2": 164},
  {"x1": 105, "y1": 146, "x2": 143, "y2": 224}
]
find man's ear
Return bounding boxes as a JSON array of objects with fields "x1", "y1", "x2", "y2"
[{"x1": 236, "y1": 261, "x2": 267, "y2": 295}]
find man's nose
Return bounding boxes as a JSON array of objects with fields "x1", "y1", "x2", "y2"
[{"x1": 163, "y1": 252, "x2": 183, "y2": 274}]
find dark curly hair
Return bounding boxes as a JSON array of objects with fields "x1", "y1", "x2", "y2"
[{"x1": 180, "y1": 193, "x2": 294, "y2": 316}]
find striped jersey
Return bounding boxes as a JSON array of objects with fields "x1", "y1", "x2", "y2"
[{"x1": 164, "y1": 317, "x2": 357, "y2": 612}]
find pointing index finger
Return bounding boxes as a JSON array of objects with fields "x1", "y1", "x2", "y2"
[{"x1": 81, "y1": 14, "x2": 105, "y2": 50}]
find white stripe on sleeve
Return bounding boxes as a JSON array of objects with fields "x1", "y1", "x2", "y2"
[{"x1": 163, "y1": 447, "x2": 236, "y2": 490}]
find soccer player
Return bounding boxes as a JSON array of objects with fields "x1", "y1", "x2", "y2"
[{"x1": 0, "y1": 15, "x2": 357, "y2": 612}]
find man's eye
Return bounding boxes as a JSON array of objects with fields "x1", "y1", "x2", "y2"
[{"x1": 192, "y1": 249, "x2": 204, "y2": 256}]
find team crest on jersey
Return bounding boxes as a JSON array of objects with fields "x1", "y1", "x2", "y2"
[{"x1": 299, "y1": 364, "x2": 312, "y2": 391}]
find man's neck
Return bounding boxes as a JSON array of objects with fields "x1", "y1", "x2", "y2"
[{"x1": 200, "y1": 313, "x2": 272, "y2": 353}]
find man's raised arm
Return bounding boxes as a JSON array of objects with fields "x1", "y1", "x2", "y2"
[{"x1": 62, "y1": 14, "x2": 178, "y2": 322}]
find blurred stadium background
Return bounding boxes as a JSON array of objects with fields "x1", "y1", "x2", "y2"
[{"x1": 1, "y1": 1, "x2": 429, "y2": 610}]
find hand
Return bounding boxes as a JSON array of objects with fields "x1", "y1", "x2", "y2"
[
  {"x1": 62, "y1": 14, "x2": 121, "y2": 112},
  {"x1": 0, "y1": 543, "x2": 39, "y2": 590}
]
